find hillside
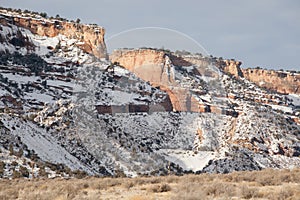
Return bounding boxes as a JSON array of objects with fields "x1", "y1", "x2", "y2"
[{"x1": 0, "y1": 8, "x2": 300, "y2": 179}]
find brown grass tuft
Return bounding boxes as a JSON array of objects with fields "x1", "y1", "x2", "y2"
[{"x1": 148, "y1": 183, "x2": 171, "y2": 193}]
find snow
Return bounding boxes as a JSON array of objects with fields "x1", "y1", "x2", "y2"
[
  {"x1": 26, "y1": 31, "x2": 60, "y2": 55},
  {"x1": 1, "y1": 20, "x2": 91, "y2": 64},
  {"x1": 288, "y1": 94, "x2": 300, "y2": 106},
  {"x1": 270, "y1": 104, "x2": 293, "y2": 114},
  {"x1": 0, "y1": 90, "x2": 8, "y2": 96},
  {"x1": 114, "y1": 66, "x2": 131, "y2": 76},
  {"x1": 102, "y1": 88, "x2": 143, "y2": 105},
  {"x1": 158, "y1": 149, "x2": 215, "y2": 172},
  {"x1": 1, "y1": 10, "x2": 300, "y2": 177},
  {"x1": 24, "y1": 92, "x2": 55, "y2": 103},
  {"x1": 1, "y1": 115, "x2": 94, "y2": 174},
  {"x1": 47, "y1": 79, "x2": 74, "y2": 88},
  {"x1": 199, "y1": 94, "x2": 212, "y2": 103},
  {"x1": 1, "y1": 73, "x2": 39, "y2": 84}
]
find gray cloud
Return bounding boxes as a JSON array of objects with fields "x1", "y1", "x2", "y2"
[{"x1": 1, "y1": 0, "x2": 299, "y2": 70}]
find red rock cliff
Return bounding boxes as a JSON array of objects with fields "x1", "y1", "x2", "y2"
[
  {"x1": 110, "y1": 49, "x2": 238, "y2": 115},
  {"x1": 242, "y1": 69, "x2": 300, "y2": 94},
  {"x1": 110, "y1": 49, "x2": 175, "y2": 85},
  {"x1": 217, "y1": 61, "x2": 300, "y2": 95},
  {"x1": 110, "y1": 49, "x2": 184, "y2": 111},
  {"x1": 0, "y1": 11, "x2": 107, "y2": 58}
]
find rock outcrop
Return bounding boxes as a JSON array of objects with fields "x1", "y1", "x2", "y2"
[
  {"x1": 242, "y1": 68, "x2": 300, "y2": 94},
  {"x1": 110, "y1": 49, "x2": 239, "y2": 117},
  {"x1": 211, "y1": 57, "x2": 299, "y2": 95},
  {"x1": 223, "y1": 60, "x2": 243, "y2": 77},
  {"x1": 0, "y1": 10, "x2": 107, "y2": 58},
  {"x1": 110, "y1": 49, "x2": 188, "y2": 111},
  {"x1": 212, "y1": 57, "x2": 300, "y2": 95},
  {"x1": 110, "y1": 49, "x2": 173, "y2": 86}
]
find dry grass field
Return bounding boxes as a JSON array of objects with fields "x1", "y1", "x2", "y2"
[{"x1": 0, "y1": 168, "x2": 300, "y2": 200}]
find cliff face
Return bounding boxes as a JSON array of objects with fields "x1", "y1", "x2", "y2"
[
  {"x1": 0, "y1": 11, "x2": 107, "y2": 58},
  {"x1": 223, "y1": 60, "x2": 243, "y2": 77},
  {"x1": 110, "y1": 49, "x2": 238, "y2": 116},
  {"x1": 110, "y1": 49, "x2": 175, "y2": 85},
  {"x1": 110, "y1": 48, "x2": 300, "y2": 116},
  {"x1": 110, "y1": 49, "x2": 182, "y2": 111},
  {"x1": 210, "y1": 56, "x2": 300, "y2": 95},
  {"x1": 219, "y1": 62, "x2": 300, "y2": 95},
  {"x1": 242, "y1": 69, "x2": 300, "y2": 94}
]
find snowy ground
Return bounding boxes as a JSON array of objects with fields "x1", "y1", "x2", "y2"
[{"x1": 158, "y1": 149, "x2": 216, "y2": 172}]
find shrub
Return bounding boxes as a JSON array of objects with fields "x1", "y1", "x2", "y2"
[
  {"x1": 12, "y1": 170, "x2": 21, "y2": 178},
  {"x1": 11, "y1": 161, "x2": 18, "y2": 166},
  {"x1": 38, "y1": 167, "x2": 48, "y2": 177},
  {"x1": 0, "y1": 161, "x2": 5, "y2": 176},
  {"x1": 72, "y1": 170, "x2": 87, "y2": 179},
  {"x1": 148, "y1": 183, "x2": 171, "y2": 193},
  {"x1": 19, "y1": 166, "x2": 29, "y2": 178},
  {"x1": 40, "y1": 12, "x2": 47, "y2": 18},
  {"x1": 123, "y1": 180, "x2": 134, "y2": 189},
  {"x1": 239, "y1": 185, "x2": 256, "y2": 199}
]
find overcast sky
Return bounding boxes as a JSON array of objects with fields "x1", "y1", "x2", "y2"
[{"x1": 1, "y1": 0, "x2": 299, "y2": 70}]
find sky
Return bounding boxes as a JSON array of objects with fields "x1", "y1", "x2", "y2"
[{"x1": 1, "y1": 0, "x2": 299, "y2": 70}]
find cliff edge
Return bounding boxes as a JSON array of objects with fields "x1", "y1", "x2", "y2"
[{"x1": 0, "y1": 8, "x2": 107, "y2": 59}]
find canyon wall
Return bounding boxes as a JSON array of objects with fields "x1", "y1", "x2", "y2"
[
  {"x1": 222, "y1": 60, "x2": 243, "y2": 78},
  {"x1": 215, "y1": 60, "x2": 300, "y2": 95},
  {"x1": 110, "y1": 49, "x2": 184, "y2": 111},
  {"x1": 110, "y1": 49, "x2": 170, "y2": 86},
  {"x1": 0, "y1": 11, "x2": 107, "y2": 58},
  {"x1": 242, "y1": 69, "x2": 300, "y2": 94},
  {"x1": 211, "y1": 57, "x2": 299, "y2": 95},
  {"x1": 110, "y1": 49, "x2": 238, "y2": 117}
]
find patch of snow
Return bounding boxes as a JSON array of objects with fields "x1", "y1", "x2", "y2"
[
  {"x1": 114, "y1": 66, "x2": 130, "y2": 76},
  {"x1": 1, "y1": 115, "x2": 94, "y2": 174},
  {"x1": 24, "y1": 92, "x2": 55, "y2": 103},
  {"x1": 287, "y1": 94, "x2": 300, "y2": 106},
  {"x1": 259, "y1": 81, "x2": 265, "y2": 86},
  {"x1": 46, "y1": 79, "x2": 74, "y2": 88},
  {"x1": 158, "y1": 149, "x2": 215, "y2": 172},
  {"x1": 270, "y1": 104, "x2": 293, "y2": 114},
  {"x1": 1, "y1": 73, "x2": 39, "y2": 84}
]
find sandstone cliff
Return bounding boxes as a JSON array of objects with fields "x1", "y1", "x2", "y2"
[
  {"x1": 242, "y1": 68, "x2": 300, "y2": 94},
  {"x1": 209, "y1": 56, "x2": 300, "y2": 95},
  {"x1": 110, "y1": 49, "x2": 238, "y2": 116},
  {"x1": 110, "y1": 49, "x2": 176, "y2": 86},
  {"x1": 221, "y1": 60, "x2": 243, "y2": 78},
  {"x1": 110, "y1": 49, "x2": 184, "y2": 111},
  {"x1": 0, "y1": 10, "x2": 107, "y2": 58}
]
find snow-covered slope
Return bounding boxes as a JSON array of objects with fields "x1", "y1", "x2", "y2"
[{"x1": 0, "y1": 8, "x2": 299, "y2": 178}]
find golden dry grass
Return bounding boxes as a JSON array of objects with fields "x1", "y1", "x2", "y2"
[{"x1": 0, "y1": 168, "x2": 299, "y2": 200}]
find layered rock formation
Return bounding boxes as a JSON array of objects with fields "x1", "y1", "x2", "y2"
[
  {"x1": 209, "y1": 56, "x2": 300, "y2": 95},
  {"x1": 242, "y1": 68, "x2": 300, "y2": 94},
  {"x1": 110, "y1": 49, "x2": 238, "y2": 115},
  {"x1": 111, "y1": 49, "x2": 212, "y2": 112},
  {"x1": 1, "y1": 8, "x2": 300, "y2": 178},
  {"x1": 222, "y1": 60, "x2": 243, "y2": 77},
  {"x1": 110, "y1": 49, "x2": 183, "y2": 111},
  {"x1": 110, "y1": 49, "x2": 173, "y2": 86},
  {"x1": 211, "y1": 57, "x2": 299, "y2": 95},
  {"x1": 0, "y1": 10, "x2": 107, "y2": 58}
]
